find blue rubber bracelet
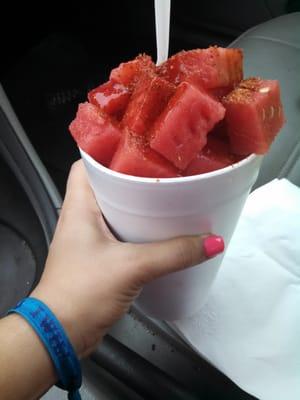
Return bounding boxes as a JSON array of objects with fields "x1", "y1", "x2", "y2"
[{"x1": 8, "y1": 297, "x2": 82, "y2": 400}]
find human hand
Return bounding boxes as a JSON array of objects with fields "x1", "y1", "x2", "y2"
[{"x1": 32, "y1": 161, "x2": 224, "y2": 358}]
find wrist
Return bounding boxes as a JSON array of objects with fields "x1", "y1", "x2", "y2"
[
  {"x1": 31, "y1": 285, "x2": 85, "y2": 358},
  {"x1": 30, "y1": 284, "x2": 106, "y2": 358},
  {"x1": 8, "y1": 297, "x2": 83, "y2": 399},
  {"x1": 6, "y1": 313, "x2": 57, "y2": 378},
  {"x1": 0, "y1": 314, "x2": 57, "y2": 400}
]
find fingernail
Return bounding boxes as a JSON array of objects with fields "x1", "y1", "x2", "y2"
[{"x1": 203, "y1": 235, "x2": 225, "y2": 258}]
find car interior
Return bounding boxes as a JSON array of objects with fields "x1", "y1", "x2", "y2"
[{"x1": 0, "y1": 1, "x2": 299, "y2": 399}]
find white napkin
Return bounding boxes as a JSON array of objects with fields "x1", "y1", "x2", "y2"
[{"x1": 172, "y1": 179, "x2": 300, "y2": 400}]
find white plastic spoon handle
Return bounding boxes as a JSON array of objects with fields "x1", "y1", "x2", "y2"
[{"x1": 155, "y1": 0, "x2": 171, "y2": 65}]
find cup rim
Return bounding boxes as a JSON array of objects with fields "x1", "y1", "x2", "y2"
[{"x1": 80, "y1": 148, "x2": 260, "y2": 185}]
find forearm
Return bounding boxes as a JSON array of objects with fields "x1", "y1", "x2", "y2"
[{"x1": 0, "y1": 314, "x2": 57, "y2": 400}]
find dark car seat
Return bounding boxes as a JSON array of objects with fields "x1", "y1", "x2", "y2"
[{"x1": 229, "y1": 12, "x2": 300, "y2": 188}]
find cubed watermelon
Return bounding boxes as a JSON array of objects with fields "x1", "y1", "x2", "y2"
[
  {"x1": 222, "y1": 78, "x2": 285, "y2": 155},
  {"x1": 110, "y1": 54, "x2": 155, "y2": 87},
  {"x1": 110, "y1": 130, "x2": 179, "y2": 178},
  {"x1": 184, "y1": 136, "x2": 236, "y2": 176},
  {"x1": 157, "y1": 47, "x2": 243, "y2": 92},
  {"x1": 69, "y1": 102, "x2": 121, "y2": 166},
  {"x1": 88, "y1": 80, "x2": 131, "y2": 120},
  {"x1": 150, "y1": 82, "x2": 226, "y2": 170},
  {"x1": 209, "y1": 86, "x2": 234, "y2": 100},
  {"x1": 122, "y1": 73, "x2": 175, "y2": 135},
  {"x1": 69, "y1": 50, "x2": 285, "y2": 179},
  {"x1": 208, "y1": 119, "x2": 229, "y2": 141}
]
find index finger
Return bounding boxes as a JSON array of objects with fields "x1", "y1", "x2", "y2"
[
  {"x1": 64, "y1": 160, "x2": 98, "y2": 210},
  {"x1": 60, "y1": 161, "x2": 111, "y2": 237}
]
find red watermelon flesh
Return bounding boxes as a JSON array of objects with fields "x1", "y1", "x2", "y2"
[
  {"x1": 222, "y1": 78, "x2": 285, "y2": 155},
  {"x1": 110, "y1": 54, "x2": 155, "y2": 87},
  {"x1": 209, "y1": 119, "x2": 229, "y2": 141},
  {"x1": 110, "y1": 130, "x2": 179, "y2": 178},
  {"x1": 88, "y1": 80, "x2": 131, "y2": 120},
  {"x1": 69, "y1": 50, "x2": 285, "y2": 178},
  {"x1": 209, "y1": 86, "x2": 233, "y2": 100},
  {"x1": 184, "y1": 136, "x2": 236, "y2": 176},
  {"x1": 122, "y1": 73, "x2": 175, "y2": 135},
  {"x1": 69, "y1": 102, "x2": 121, "y2": 166},
  {"x1": 157, "y1": 47, "x2": 243, "y2": 92},
  {"x1": 150, "y1": 82, "x2": 226, "y2": 170}
]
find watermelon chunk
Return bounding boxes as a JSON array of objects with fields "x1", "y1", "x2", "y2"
[
  {"x1": 88, "y1": 80, "x2": 131, "y2": 120},
  {"x1": 184, "y1": 136, "x2": 236, "y2": 176},
  {"x1": 110, "y1": 54, "x2": 155, "y2": 87},
  {"x1": 209, "y1": 86, "x2": 234, "y2": 100},
  {"x1": 222, "y1": 78, "x2": 285, "y2": 155},
  {"x1": 69, "y1": 102, "x2": 121, "y2": 166},
  {"x1": 110, "y1": 130, "x2": 179, "y2": 178},
  {"x1": 150, "y1": 82, "x2": 226, "y2": 170},
  {"x1": 157, "y1": 47, "x2": 243, "y2": 92},
  {"x1": 209, "y1": 119, "x2": 229, "y2": 141},
  {"x1": 122, "y1": 74, "x2": 175, "y2": 135},
  {"x1": 69, "y1": 50, "x2": 285, "y2": 178}
]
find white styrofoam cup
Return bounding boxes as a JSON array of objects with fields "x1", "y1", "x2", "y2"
[{"x1": 80, "y1": 149, "x2": 262, "y2": 320}]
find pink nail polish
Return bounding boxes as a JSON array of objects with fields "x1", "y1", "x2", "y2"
[{"x1": 203, "y1": 235, "x2": 225, "y2": 258}]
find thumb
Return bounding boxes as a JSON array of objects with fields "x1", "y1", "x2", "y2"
[{"x1": 130, "y1": 234, "x2": 225, "y2": 284}]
